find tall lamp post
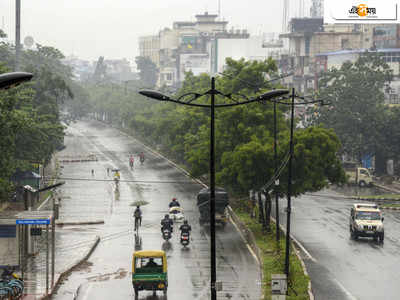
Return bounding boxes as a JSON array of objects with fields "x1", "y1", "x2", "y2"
[{"x1": 140, "y1": 78, "x2": 288, "y2": 300}]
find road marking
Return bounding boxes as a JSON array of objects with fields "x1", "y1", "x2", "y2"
[
  {"x1": 270, "y1": 216, "x2": 317, "y2": 263},
  {"x1": 334, "y1": 279, "x2": 358, "y2": 300}
]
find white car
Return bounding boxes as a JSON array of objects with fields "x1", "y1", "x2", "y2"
[{"x1": 169, "y1": 206, "x2": 184, "y2": 222}]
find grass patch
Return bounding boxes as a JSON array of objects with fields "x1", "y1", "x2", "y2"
[
  {"x1": 381, "y1": 203, "x2": 400, "y2": 208},
  {"x1": 234, "y1": 208, "x2": 310, "y2": 300},
  {"x1": 354, "y1": 194, "x2": 400, "y2": 200}
]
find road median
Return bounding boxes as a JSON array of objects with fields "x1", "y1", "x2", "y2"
[{"x1": 230, "y1": 207, "x2": 311, "y2": 300}]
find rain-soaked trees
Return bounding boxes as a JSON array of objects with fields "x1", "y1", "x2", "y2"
[
  {"x1": 315, "y1": 52, "x2": 392, "y2": 171},
  {"x1": 0, "y1": 43, "x2": 74, "y2": 202},
  {"x1": 85, "y1": 57, "x2": 345, "y2": 196}
]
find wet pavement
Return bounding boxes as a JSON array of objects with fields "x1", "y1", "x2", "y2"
[
  {"x1": 274, "y1": 189, "x2": 400, "y2": 300},
  {"x1": 48, "y1": 120, "x2": 261, "y2": 300}
]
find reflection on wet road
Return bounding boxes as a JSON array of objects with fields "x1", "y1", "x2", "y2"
[{"x1": 52, "y1": 120, "x2": 261, "y2": 300}]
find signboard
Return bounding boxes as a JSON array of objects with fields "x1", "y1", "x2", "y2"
[
  {"x1": 325, "y1": 0, "x2": 399, "y2": 23},
  {"x1": 16, "y1": 219, "x2": 50, "y2": 225}
]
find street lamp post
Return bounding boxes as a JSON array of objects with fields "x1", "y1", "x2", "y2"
[
  {"x1": 284, "y1": 88, "x2": 295, "y2": 278},
  {"x1": 273, "y1": 101, "x2": 280, "y2": 242},
  {"x1": 140, "y1": 78, "x2": 288, "y2": 300}
]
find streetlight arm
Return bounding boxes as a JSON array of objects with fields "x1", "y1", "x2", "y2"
[{"x1": 139, "y1": 88, "x2": 289, "y2": 108}]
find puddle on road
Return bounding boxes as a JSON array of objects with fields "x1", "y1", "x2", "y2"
[{"x1": 87, "y1": 268, "x2": 128, "y2": 282}]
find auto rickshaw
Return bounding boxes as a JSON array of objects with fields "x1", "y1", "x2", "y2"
[{"x1": 132, "y1": 250, "x2": 168, "y2": 298}]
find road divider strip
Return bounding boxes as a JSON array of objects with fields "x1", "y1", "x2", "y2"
[{"x1": 55, "y1": 220, "x2": 105, "y2": 226}]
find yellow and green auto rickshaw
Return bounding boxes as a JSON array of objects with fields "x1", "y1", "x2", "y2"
[{"x1": 132, "y1": 250, "x2": 168, "y2": 298}]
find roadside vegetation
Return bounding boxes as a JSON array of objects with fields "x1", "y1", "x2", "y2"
[
  {"x1": 233, "y1": 205, "x2": 309, "y2": 300},
  {"x1": 0, "y1": 41, "x2": 74, "y2": 203}
]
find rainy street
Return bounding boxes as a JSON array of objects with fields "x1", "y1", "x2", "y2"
[
  {"x1": 51, "y1": 120, "x2": 261, "y2": 300},
  {"x1": 275, "y1": 189, "x2": 400, "y2": 300}
]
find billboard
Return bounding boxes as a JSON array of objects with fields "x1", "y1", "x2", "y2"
[{"x1": 325, "y1": 0, "x2": 399, "y2": 23}]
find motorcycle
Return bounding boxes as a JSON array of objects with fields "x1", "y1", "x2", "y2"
[
  {"x1": 180, "y1": 232, "x2": 190, "y2": 247},
  {"x1": 139, "y1": 156, "x2": 145, "y2": 165},
  {"x1": 162, "y1": 227, "x2": 172, "y2": 241}
]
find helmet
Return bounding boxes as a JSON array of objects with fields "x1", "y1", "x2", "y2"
[
  {"x1": 183, "y1": 220, "x2": 188, "y2": 224},
  {"x1": 172, "y1": 197, "x2": 177, "y2": 201},
  {"x1": 165, "y1": 214, "x2": 169, "y2": 218},
  {"x1": 136, "y1": 206, "x2": 140, "y2": 209}
]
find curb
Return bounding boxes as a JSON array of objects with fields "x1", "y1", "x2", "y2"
[
  {"x1": 373, "y1": 183, "x2": 400, "y2": 194},
  {"x1": 39, "y1": 236, "x2": 100, "y2": 300},
  {"x1": 55, "y1": 220, "x2": 105, "y2": 226}
]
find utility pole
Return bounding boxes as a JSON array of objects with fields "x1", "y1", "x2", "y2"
[{"x1": 15, "y1": 0, "x2": 21, "y2": 71}]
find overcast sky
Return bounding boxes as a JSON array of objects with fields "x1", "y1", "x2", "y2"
[{"x1": 0, "y1": 0, "x2": 310, "y2": 61}]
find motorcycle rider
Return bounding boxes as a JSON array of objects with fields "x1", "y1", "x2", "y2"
[
  {"x1": 129, "y1": 155, "x2": 134, "y2": 169},
  {"x1": 179, "y1": 219, "x2": 192, "y2": 235},
  {"x1": 139, "y1": 152, "x2": 145, "y2": 164},
  {"x1": 169, "y1": 197, "x2": 180, "y2": 208},
  {"x1": 161, "y1": 214, "x2": 173, "y2": 233}
]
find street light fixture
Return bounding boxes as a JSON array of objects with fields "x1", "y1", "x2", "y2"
[
  {"x1": 140, "y1": 77, "x2": 288, "y2": 300},
  {"x1": 0, "y1": 72, "x2": 33, "y2": 90}
]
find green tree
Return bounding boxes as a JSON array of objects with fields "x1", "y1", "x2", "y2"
[
  {"x1": 135, "y1": 56, "x2": 158, "y2": 88},
  {"x1": 316, "y1": 52, "x2": 392, "y2": 164}
]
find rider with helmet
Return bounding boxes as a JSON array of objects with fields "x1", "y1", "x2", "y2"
[
  {"x1": 179, "y1": 219, "x2": 192, "y2": 235},
  {"x1": 169, "y1": 197, "x2": 180, "y2": 208},
  {"x1": 161, "y1": 214, "x2": 173, "y2": 233}
]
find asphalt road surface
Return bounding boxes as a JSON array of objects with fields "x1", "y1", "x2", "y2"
[
  {"x1": 52, "y1": 120, "x2": 261, "y2": 300},
  {"x1": 275, "y1": 190, "x2": 400, "y2": 300}
]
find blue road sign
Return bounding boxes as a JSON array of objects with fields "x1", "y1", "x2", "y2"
[{"x1": 16, "y1": 219, "x2": 50, "y2": 225}]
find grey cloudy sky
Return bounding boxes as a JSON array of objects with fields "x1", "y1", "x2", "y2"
[{"x1": 0, "y1": 0, "x2": 310, "y2": 61}]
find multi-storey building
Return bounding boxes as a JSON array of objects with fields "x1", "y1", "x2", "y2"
[{"x1": 139, "y1": 12, "x2": 249, "y2": 88}]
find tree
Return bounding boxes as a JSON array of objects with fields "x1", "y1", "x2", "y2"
[
  {"x1": 316, "y1": 52, "x2": 392, "y2": 165},
  {"x1": 135, "y1": 56, "x2": 158, "y2": 88}
]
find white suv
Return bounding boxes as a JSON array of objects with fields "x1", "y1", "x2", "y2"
[{"x1": 350, "y1": 203, "x2": 384, "y2": 243}]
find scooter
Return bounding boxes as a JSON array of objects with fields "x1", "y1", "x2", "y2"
[
  {"x1": 180, "y1": 232, "x2": 190, "y2": 247},
  {"x1": 162, "y1": 227, "x2": 172, "y2": 241}
]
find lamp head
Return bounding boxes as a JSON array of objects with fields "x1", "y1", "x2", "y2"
[
  {"x1": 258, "y1": 89, "x2": 289, "y2": 100},
  {"x1": 139, "y1": 90, "x2": 170, "y2": 101},
  {"x1": 0, "y1": 72, "x2": 33, "y2": 90}
]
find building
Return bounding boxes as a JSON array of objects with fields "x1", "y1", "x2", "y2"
[
  {"x1": 280, "y1": 19, "x2": 379, "y2": 92},
  {"x1": 138, "y1": 12, "x2": 249, "y2": 87}
]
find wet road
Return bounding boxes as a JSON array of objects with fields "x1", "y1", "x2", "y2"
[
  {"x1": 52, "y1": 120, "x2": 261, "y2": 300},
  {"x1": 275, "y1": 189, "x2": 400, "y2": 300}
]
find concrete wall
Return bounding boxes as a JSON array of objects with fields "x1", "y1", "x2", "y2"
[{"x1": 217, "y1": 36, "x2": 269, "y2": 72}]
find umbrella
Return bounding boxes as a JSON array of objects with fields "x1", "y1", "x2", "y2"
[{"x1": 130, "y1": 200, "x2": 149, "y2": 207}]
